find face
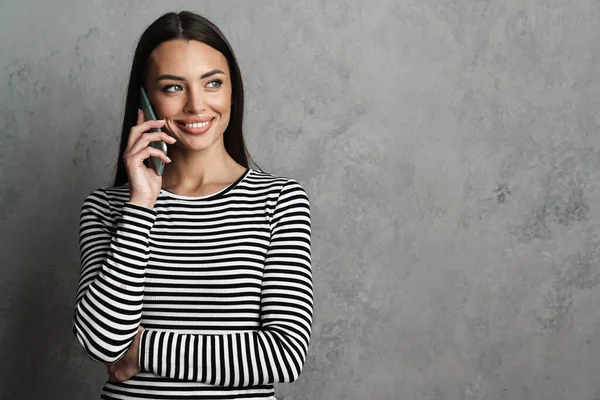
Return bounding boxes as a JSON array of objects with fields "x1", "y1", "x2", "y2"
[{"x1": 144, "y1": 40, "x2": 232, "y2": 154}]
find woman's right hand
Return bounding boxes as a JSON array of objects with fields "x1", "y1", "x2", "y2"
[{"x1": 124, "y1": 109, "x2": 176, "y2": 209}]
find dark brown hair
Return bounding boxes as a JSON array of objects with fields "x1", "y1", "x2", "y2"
[{"x1": 113, "y1": 11, "x2": 257, "y2": 186}]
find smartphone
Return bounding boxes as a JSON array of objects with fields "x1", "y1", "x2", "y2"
[{"x1": 139, "y1": 87, "x2": 168, "y2": 176}]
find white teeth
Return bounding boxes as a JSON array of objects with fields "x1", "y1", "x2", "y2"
[{"x1": 184, "y1": 121, "x2": 210, "y2": 128}]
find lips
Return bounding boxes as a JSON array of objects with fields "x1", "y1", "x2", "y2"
[{"x1": 175, "y1": 118, "x2": 215, "y2": 135}]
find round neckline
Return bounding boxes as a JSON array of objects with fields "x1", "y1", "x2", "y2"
[{"x1": 159, "y1": 168, "x2": 251, "y2": 201}]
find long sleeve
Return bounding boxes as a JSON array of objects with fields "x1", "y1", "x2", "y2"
[
  {"x1": 73, "y1": 188, "x2": 156, "y2": 363},
  {"x1": 139, "y1": 180, "x2": 313, "y2": 385}
]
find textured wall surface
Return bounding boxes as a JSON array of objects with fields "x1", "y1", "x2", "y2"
[{"x1": 1, "y1": 1, "x2": 599, "y2": 399}]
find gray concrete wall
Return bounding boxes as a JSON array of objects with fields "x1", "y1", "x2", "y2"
[{"x1": 1, "y1": 1, "x2": 599, "y2": 399}]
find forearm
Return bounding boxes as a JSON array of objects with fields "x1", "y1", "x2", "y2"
[
  {"x1": 139, "y1": 180, "x2": 313, "y2": 385},
  {"x1": 74, "y1": 199, "x2": 156, "y2": 363},
  {"x1": 139, "y1": 323, "x2": 311, "y2": 386},
  {"x1": 138, "y1": 250, "x2": 313, "y2": 385}
]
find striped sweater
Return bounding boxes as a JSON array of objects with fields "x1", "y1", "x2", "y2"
[{"x1": 73, "y1": 169, "x2": 313, "y2": 399}]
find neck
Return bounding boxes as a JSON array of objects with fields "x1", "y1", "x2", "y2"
[{"x1": 161, "y1": 144, "x2": 246, "y2": 195}]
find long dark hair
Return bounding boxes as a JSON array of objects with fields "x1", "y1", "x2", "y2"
[{"x1": 113, "y1": 11, "x2": 257, "y2": 186}]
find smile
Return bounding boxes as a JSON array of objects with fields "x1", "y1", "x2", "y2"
[{"x1": 175, "y1": 118, "x2": 215, "y2": 135}]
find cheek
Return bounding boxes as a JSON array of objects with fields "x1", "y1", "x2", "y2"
[
  {"x1": 155, "y1": 101, "x2": 181, "y2": 119},
  {"x1": 210, "y1": 91, "x2": 232, "y2": 114}
]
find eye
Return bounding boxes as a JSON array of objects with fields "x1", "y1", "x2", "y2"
[
  {"x1": 206, "y1": 79, "x2": 223, "y2": 89},
  {"x1": 161, "y1": 84, "x2": 183, "y2": 92}
]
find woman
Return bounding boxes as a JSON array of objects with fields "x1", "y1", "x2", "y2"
[{"x1": 73, "y1": 11, "x2": 313, "y2": 399}]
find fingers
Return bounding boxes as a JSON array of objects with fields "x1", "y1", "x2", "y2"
[
  {"x1": 124, "y1": 112, "x2": 175, "y2": 169},
  {"x1": 124, "y1": 146, "x2": 171, "y2": 170},
  {"x1": 106, "y1": 362, "x2": 126, "y2": 383},
  {"x1": 108, "y1": 372, "x2": 122, "y2": 383},
  {"x1": 128, "y1": 120, "x2": 166, "y2": 148},
  {"x1": 127, "y1": 111, "x2": 168, "y2": 149},
  {"x1": 106, "y1": 363, "x2": 119, "y2": 382},
  {"x1": 107, "y1": 363, "x2": 138, "y2": 383},
  {"x1": 127, "y1": 131, "x2": 176, "y2": 156}
]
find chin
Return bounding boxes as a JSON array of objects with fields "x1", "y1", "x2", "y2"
[{"x1": 184, "y1": 135, "x2": 224, "y2": 153}]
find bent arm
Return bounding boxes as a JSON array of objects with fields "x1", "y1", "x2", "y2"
[
  {"x1": 73, "y1": 189, "x2": 156, "y2": 363},
  {"x1": 139, "y1": 181, "x2": 313, "y2": 386}
]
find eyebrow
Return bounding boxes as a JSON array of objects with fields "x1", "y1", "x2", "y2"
[{"x1": 155, "y1": 69, "x2": 225, "y2": 82}]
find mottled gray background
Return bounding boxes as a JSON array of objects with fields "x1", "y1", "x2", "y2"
[{"x1": 1, "y1": 0, "x2": 599, "y2": 399}]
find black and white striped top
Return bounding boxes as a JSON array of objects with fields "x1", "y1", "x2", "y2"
[{"x1": 73, "y1": 169, "x2": 313, "y2": 399}]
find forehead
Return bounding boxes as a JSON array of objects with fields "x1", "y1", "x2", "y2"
[{"x1": 147, "y1": 40, "x2": 229, "y2": 76}]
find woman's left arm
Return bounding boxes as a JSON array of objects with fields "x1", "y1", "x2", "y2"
[{"x1": 136, "y1": 181, "x2": 313, "y2": 386}]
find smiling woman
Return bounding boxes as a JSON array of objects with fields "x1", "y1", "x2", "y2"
[
  {"x1": 146, "y1": 41, "x2": 233, "y2": 160},
  {"x1": 72, "y1": 11, "x2": 313, "y2": 400}
]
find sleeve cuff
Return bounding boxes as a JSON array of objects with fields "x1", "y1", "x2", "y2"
[
  {"x1": 139, "y1": 329, "x2": 150, "y2": 372},
  {"x1": 124, "y1": 201, "x2": 157, "y2": 216},
  {"x1": 121, "y1": 202, "x2": 157, "y2": 230}
]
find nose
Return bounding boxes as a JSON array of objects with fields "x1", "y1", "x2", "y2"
[{"x1": 183, "y1": 87, "x2": 206, "y2": 114}]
